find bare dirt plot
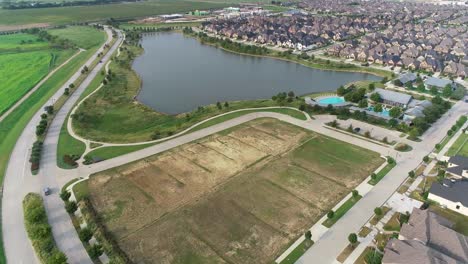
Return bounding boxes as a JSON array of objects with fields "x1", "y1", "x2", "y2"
[{"x1": 87, "y1": 118, "x2": 383, "y2": 264}]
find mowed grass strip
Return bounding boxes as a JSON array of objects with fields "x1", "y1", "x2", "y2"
[
  {"x1": 85, "y1": 119, "x2": 383, "y2": 264},
  {"x1": 447, "y1": 133, "x2": 468, "y2": 157},
  {"x1": 368, "y1": 160, "x2": 396, "y2": 186},
  {"x1": 279, "y1": 239, "x2": 314, "y2": 264},
  {"x1": 322, "y1": 195, "x2": 362, "y2": 228}
]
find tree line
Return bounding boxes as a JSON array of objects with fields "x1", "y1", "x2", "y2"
[{"x1": 2, "y1": 0, "x2": 140, "y2": 9}]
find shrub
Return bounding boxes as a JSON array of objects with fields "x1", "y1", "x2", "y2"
[
  {"x1": 374, "y1": 207, "x2": 383, "y2": 216},
  {"x1": 327, "y1": 210, "x2": 335, "y2": 219},
  {"x1": 65, "y1": 201, "x2": 78, "y2": 214},
  {"x1": 305, "y1": 230, "x2": 312, "y2": 240},
  {"x1": 79, "y1": 228, "x2": 93, "y2": 243},
  {"x1": 60, "y1": 191, "x2": 71, "y2": 202},
  {"x1": 63, "y1": 154, "x2": 78, "y2": 167},
  {"x1": 23, "y1": 193, "x2": 67, "y2": 263},
  {"x1": 88, "y1": 244, "x2": 103, "y2": 259}
]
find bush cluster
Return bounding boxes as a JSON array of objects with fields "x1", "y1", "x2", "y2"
[
  {"x1": 29, "y1": 141, "x2": 43, "y2": 171},
  {"x1": 23, "y1": 193, "x2": 67, "y2": 264}
]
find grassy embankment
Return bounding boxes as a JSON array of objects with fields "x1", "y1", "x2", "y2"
[
  {"x1": 447, "y1": 133, "x2": 468, "y2": 157},
  {"x1": 0, "y1": 33, "x2": 76, "y2": 116},
  {"x1": 0, "y1": 0, "x2": 229, "y2": 28},
  {"x1": 0, "y1": 26, "x2": 105, "y2": 261}
]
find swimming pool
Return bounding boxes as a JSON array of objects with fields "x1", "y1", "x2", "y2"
[
  {"x1": 367, "y1": 106, "x2": 390, "y2": 117},
  {"x1": 318, "y1": 96, "x2": 345, "y2": 105}
]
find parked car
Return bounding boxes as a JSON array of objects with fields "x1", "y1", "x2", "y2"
[
  {"x1": 43, "y1": 187, "x2": 51, "y2": 196},
  {"x1": 354, "y1": 127, "x2": 361, "y2": 132}
]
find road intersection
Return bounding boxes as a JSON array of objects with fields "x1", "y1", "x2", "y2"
[{"x1": 1, "y1": 24, "x2": 466, "y2": 264}]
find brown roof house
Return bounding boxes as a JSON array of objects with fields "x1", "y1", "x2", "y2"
[{"x1": 382, "y1": 208, "x2": 468, "y2": 264}]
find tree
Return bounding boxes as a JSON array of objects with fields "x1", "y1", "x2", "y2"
[
  {"x1": 405, "y1": 82, "x2": 413, "y2": 90},
  {"x1": 327, "y1": 210, "x2": 335, "y2": 219},
  {"x1": 388, "y1": 118, "x2": 398, "y2": 128},
  {"x1": 374, "y1": 103, "x2": 383, "y2": 113},
  {"x1": 337, "y1": 86, "x2": 346, "y2": 96},
  {"x1": 216, "y1": 102, "x2": 222, "y2": 110},
  {"x1": 374, "y1": 207, "x2": 383, "y2": 216},
  {"x1": 423, "y1": 156, "x2": 429, "y2": 163},
  {"x1": 370, "y1": 92, "x2": 381, "y2": 102},
  {"x1": 371, "y1": 173, "x2": 377, "y2": 181},
  {"x1": 430, "y1": 86, "x2": 438, "y2": 95},
  {"x1": 348, "y1": 233, "x2": 358, "y2": 245},
  {"x1": 368, "y1": 83, "x2": 375, "y2": 91},
  {"x1": 305, "y1": 230, "x2": 312, "y2": 240},
  {"x1": 64, "y1": 88, "x2": 70, "y2": 96},
  {"x1": 408, "y1": 170, "x2": 415, "y2": 178},
  {"x1": 408, "y1": 127, "x2": 419, "y2": 139},
  {"x1": 48, "y1": 251, "x2": 67, "y2": 264},
  {"x1": 417, "y1": 83, "x2": 426, "y2": 92},
  {"x1": 358, "y1": 99, "x2": 368, "y2": 108},
  {"x1": 288, "y1": 91, "x2": 295, "y2": 98},
  {"x1": 389, "y1": 107, "x2": 402, "y2": 118},
  {"x1": 45, "y1": 105, "x2": 54, "y2": 115},
  {"x1": 442, "y1": 84, "x2": 452, "y2": 97},
  {"x1": 352, "y1": 190, "x2": 359, "y2": 198},
  {"x1": 224, "y1": 102, "x2": 229, "y2": 108},
  {"x1": 69, "y1": 83, "x2": 75, "y2": 89}
]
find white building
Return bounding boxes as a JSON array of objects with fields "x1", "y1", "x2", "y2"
[{"x1": 428, "y1": 179, "x2": 468, "y2": 216}]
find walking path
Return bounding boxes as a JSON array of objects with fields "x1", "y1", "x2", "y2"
[
  {"x1": 2, "y1": 27, "x2": 121, "y2": 264},
  {"x1": 0, "y1": 48, "x2": 84, "y2": 123}
]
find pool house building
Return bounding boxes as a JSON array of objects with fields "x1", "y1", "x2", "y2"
[{"x1": 373, "y1": 88, "x2": 412, "y2": 108}]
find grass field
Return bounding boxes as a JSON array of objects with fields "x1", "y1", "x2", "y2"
[
  {"x1": 0, "y1": 33, "x2": 48, "y2": 51},
  {"x1": 48, "y1": 26, "x2": 106, "y2": 49},
  {"x1": 85, "y1": 118, "x2": 383, "y2": 263},
  {"x1": 0, "y1": 0, "x2": 229, "y2": 28},
  {"x1": 446, "y1": 133, "x2": 468, "y2": 157}
]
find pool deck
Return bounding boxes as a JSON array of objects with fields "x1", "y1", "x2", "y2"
[{"x1": 305, "y1": 96, "x2": 351, "y2": 107}]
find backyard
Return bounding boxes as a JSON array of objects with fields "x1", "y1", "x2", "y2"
[{"x1": 84, "y1": 118, "x2": 383, "y2": 263}]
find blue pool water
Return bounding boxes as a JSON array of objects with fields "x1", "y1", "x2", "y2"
[
  {"x1": 318, "y1": 96, "x2": 345, "y2": 105},
  {"x1": 367, "y1": 106, "x2": 390, "y2": 117}
]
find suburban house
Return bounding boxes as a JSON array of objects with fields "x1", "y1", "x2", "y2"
[
  {"x1": 398, "y1": 72, "x2": 417, "y2": 85},
  {"x1": 424, "y1": 76, "x2": 457, "y2": 91},
  {"x1": 445, "y1": 155, "x2": 468, "y2": 178},
  {"x1": 403, "y1": 100, "x2": 432, "y2": 121},
  {"x1": 428, "y1": 179, "x2": 468, "y2": 216},
  {"x1": 374, "y1": 88, "x2": 412, "y2": 108},
  {"x1": 382, "y1": 208, "x2": 468, "y2": 263}
]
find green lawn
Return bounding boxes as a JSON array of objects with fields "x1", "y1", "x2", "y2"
[
  {"x1": 279, "y1": 239, "x2": 313, "y2": 264},
  {"x1": 0, "y1": 33, "x2": 48, "y2": 51},
  {"x1": 72, "y1": 180, "x2": 90, "y2": 201},
  {"x1": 0, "y1": 1, "x2": 229, "y2": 26},
  {"x1": 57, "y1": 116, "x2": 86, "y2": 169},
  {"x1": 48, "y1": 26, "x2": 106, "y2": 49},
  {"x1": 368, "y1": 161, "x2": 396, "y2": 185},
  {"x1": 430, "y1": 206, "x2": 468, "y2": 236},
  {"x1": 447, "y1": 133, "x2": 468, "y2": 157},
  {"x1": 383, "y1": 212, "x2": 401, "y2": 231},
  {"x1": 75, "y1": 108, "x2": 306, "y2": 163},
  {"x1": 322, "y1": 195, "x2": 362, "y2": 228}
]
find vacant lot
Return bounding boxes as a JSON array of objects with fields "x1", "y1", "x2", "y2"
[
  {"x1": 87, "y1": 119, "x2": 383, "y2": 263},
  {"x1": 48, "y1": 26, "x2": 106, "y2": 49}
]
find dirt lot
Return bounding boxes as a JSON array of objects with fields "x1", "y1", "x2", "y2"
[{"x1": 87, "y1": 118, "x2": 383, "y2": 264}]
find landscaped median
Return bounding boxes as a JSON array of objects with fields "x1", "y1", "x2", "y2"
[
  {"x1": 434, "y1": 115, "x2": 467, "y2": 153},
  {"x1": 322, "y1": 190, "x2": 362, "y2": 228},
  {"x1": 368, "y1": 157, "x2": 396, "y2": 185},
  {"x1": 23, "y1": 193, "x2": 67, "y2": 263}
]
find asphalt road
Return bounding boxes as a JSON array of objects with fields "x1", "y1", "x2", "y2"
[{"x1": 2, "y1": 27, "x2": 121, "y2": 264}]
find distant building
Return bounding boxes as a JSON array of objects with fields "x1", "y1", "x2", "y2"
[
  {"x1": 446, "y1": 155, "x2": 468, "y2": 178},
  {"x1": 424, "y1": 76, "x2": 456, "y2": 91},
  {"x1": 374, "y1": 88, "x2": 412, "y2": 108},
  {"x1": 382, "y1": 208, "x2": 468, "y2": 263},
  {"x1": 160, "y1": 14, "x2": 183, "y2": 20},
  {"x1": 429, "y1": 179, "x2": 468, "y2": 216}
]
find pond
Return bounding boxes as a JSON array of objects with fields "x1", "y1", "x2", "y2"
[{"x1": 133, "y1": 32, "x2": 381, "y2": 114}]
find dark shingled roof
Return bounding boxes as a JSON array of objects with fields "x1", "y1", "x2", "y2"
[
  {"x1": 429, "y1": 179, "x2": 468, "y2": 207},
  {"x1": 447, "y1": 155, "x2": 468, "y2": 177}
]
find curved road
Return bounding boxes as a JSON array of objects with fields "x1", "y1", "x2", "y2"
[{"x1": 2, "y1": 27, "x2": 121, "y2": 264}]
